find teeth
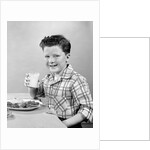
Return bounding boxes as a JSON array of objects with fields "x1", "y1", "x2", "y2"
[{"x1": 50, "y1": 65, "x2": 57, "y2": 67}]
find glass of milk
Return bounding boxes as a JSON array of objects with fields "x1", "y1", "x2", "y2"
[{"x1": 28, "y1": 73, "x2": 40, "y2": 88}]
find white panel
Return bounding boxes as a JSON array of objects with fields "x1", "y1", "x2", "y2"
[{"x1": 100, "y1": 38, "x2": 149, "y2": 140}]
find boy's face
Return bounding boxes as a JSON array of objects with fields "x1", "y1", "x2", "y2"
[{"x1": 43, "y1": 46, "x2": 70, "y2": 75}]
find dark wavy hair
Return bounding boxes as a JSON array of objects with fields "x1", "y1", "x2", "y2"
[{"x1": 39, "y1": 35, "x2": 71, "y2": 54}]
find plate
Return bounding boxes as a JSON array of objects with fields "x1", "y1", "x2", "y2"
[
  {"x1": 7, "y1": 105, "x2": 40, "y2": 111},
  {"x1": 7, "y1": 98, "x2": 42, "y2": 111}
]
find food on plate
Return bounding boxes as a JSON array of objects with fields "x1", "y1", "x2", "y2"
[
  {"x1": 12, "y1": 103, "x2": 20, "y2": 108},
  {"x1": 7, "y1": 100, "x2": 40, "y2": 108},
  {"x1": 7, "y1": 101, "x2": 13, "y2": 107},
  {"x1": 27, "y1": 101, "x2": 39, "y2": 106}
]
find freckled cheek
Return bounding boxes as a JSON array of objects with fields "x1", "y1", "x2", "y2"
[{"x1": 45, "y1": 61, "x2": 49, "y2": 66}]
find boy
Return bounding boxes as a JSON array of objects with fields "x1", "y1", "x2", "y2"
[{"x1": 24, "y1": 35, "x2": 93, "y2": 128}]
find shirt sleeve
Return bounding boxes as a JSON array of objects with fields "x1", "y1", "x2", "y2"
[{"x1": 72, "y1": 76, "x2": 93, "y2": 123}]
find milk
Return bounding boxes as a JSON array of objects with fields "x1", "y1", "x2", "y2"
[{"x1": 28, "y1": 73, "x2": 40, "y2": 88}]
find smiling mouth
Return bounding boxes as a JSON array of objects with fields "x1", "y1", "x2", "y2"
[{"x1": 49, "y1": 64, "x2": 58, "y2": 67}]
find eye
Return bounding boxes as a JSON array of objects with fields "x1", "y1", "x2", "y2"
[
  {"x1": 45, "y1": 55, "x2": 49, "y2": 58},
  {"x1": 53, "y1": 54, "x2": 60, "y2": 58}
]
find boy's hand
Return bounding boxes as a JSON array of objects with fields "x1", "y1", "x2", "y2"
[
  {"x1": 61, "y1": 113, "x2": 85, "y2": 127},
  {"x1": 24, "y1": 73, "x2": 30, "y2": 87}
]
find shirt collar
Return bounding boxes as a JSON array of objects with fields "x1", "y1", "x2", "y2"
[{"x1": 47, "y1": 64, "x2": 74, "y2": 80}]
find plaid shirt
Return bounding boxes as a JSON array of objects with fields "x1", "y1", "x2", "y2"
[{"x1": 38, "y1": 64, "x2": 93, "y2": 122}]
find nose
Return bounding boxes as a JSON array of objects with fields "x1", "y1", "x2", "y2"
[{"x1": 48, "y1": 57, "x2": 55, "y2": 63}]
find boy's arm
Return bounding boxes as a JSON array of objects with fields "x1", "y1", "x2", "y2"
[
  {"x1": 71, "y1": 77, "x2": 93, "y2": 123},
  {"x1": 62, "y1": 113, "x2": 85, "y2": 127}
]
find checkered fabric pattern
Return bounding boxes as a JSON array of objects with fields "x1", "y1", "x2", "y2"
[{"x1": 38, "y1": 64, "x2": 93, "y2": 122}]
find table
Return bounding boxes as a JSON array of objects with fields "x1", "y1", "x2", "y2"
[{"x1": 7, "y1": 93, "x2": 67, "y2": 128}]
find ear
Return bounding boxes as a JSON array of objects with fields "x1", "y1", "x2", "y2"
[
  {"x1": 66, "y1": 53, "x2": 70, "y2": 59},
  {"x1": 66, "y1": 53, "x2": 70, "y2": 62}
]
